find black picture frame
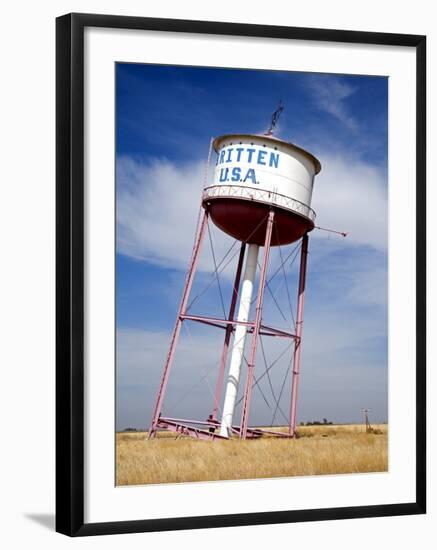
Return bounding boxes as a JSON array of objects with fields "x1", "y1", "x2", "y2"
[{"x1": 56, "y1": 12, "x2": 426, "y2": 537}]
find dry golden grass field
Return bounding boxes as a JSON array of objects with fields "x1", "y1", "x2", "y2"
[{"x1": 116, "y1": 424, "x2": 388, "y2": 486}]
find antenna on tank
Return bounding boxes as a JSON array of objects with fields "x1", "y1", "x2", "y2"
[{"x1": 265, "y1": 100, "x2": 284, "y2": 136}]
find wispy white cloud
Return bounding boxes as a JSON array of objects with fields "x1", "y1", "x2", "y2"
[
  {"x1": 306, "y1": 76, "x2": 358, "y2": 131},
  {"x1": 117, "y1": 157, "x2": 204, "y2": 268},
  {"x1": 312, "y1": 153, "x2": 388, "y2": 251},
  {"x1": 117, "y1": 157, "x2": 235, "y2": 276}
]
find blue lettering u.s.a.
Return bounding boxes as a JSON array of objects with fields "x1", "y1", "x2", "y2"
[{"x1": 219, "y1": 167, "x2": 258, "y2": 184}]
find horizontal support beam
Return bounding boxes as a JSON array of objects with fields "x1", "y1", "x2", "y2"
[
  {"x1": 256, "y1": 324, "x2": 297, "y2": 338},
  {"x1": 156, "y1": 418, "x2": 228, "y2": 441},
  {"x1": 158, "y1": 418, "x2": 292, "y2": 440},
  {"x1": 161, "y1": 417, "x2": 261, "y2": 439},
  {"x1": 180, "y1": 315, "x2": 294, "y2": 339},
  {"x1": 161, "y1": 416, "x2": 216, "y2": 427},
  {"x1": 180, "y1": 314, "x2": 254, "y2": 329},
  {"x1": 181, "y1": 316, "x2": 226, "y2": 330}
]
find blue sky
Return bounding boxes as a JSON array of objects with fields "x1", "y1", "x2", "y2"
[{"x1": 115, "y1": 63, "x2": 388, "y2": 431}]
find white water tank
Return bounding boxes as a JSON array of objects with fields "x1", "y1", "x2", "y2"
[{"x1": 202, "y1": 133, "x2": 321, "y2": 245}]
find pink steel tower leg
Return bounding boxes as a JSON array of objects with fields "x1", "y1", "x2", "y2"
[
  {"x1": 211, "y1": 242, "x2": 246, "y2": 421},
  {"x1": 240, "y1": 210, "x2": 275, "y2": 439},
  {"x1": 289, "y1": 233, "x2": 309, "y2": 437},
  {"x1": 149, "y1": 209, "x2": 208, "y2": 438}
]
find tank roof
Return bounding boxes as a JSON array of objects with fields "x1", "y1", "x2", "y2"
[{"x1": 213, "y1": 133, "x2": 321, "y2": 174}]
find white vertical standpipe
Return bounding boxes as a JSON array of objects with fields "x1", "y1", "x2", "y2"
[{"x1": 220, "y1": 243, "x2": 259, "y2": 437}]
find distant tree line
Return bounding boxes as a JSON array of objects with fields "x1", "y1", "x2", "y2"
[{"x1": 300, "y1": 418, "x2": 333, "y2": 426}]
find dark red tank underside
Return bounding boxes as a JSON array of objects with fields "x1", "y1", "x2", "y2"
[{"x1": 204, "y1": 198, "x2": 314, "y2": 246}]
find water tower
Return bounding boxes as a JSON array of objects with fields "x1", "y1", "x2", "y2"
[{"x1": 149, "y1": 117, "x2": 321, "y2": 440}]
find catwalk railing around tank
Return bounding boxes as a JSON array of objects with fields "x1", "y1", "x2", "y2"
[{"x1": 202, "y1": 184, "x2": 316, "y2": 222}]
